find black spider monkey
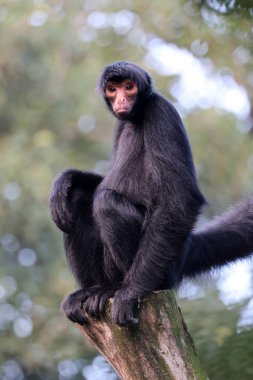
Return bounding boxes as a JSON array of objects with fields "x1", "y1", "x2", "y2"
[{"x1": 50, "y1": 61, "x2": 253, "y2": 326}]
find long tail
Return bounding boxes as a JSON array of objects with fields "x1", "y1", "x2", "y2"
[{"x1": 182, "y1": 197, "x2": 253, "y2": 279}]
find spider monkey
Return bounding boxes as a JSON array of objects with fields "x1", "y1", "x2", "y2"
[{"x1": 50, "y1": 61, "x2": 253, "y2": 326}]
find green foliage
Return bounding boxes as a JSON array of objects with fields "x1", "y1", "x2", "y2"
[
  {"x1": 196, "y1": 0, "x2": 253, "y2": 15},
  {"x1": 0, "y1": 0, "x2": 253, "y2": 378},
  {"x1": 178, "y1": 288, "x2": 253, "y2": 380}
]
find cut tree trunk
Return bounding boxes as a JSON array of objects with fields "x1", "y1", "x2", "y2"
[{"x1": 70, "y1": 290, "x2": 208, "y2": 380}]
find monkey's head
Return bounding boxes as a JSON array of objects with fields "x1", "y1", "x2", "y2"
[{"x1": 98, "y1": 61, "x2": 153, "y2": 120}]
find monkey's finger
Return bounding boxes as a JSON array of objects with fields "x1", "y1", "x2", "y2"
[
  {"x1": 83, "y1": 297, "x2": 100, "y2": 318},
  {"x1": 63, "y1": 307, "x2": 87, "y2": 325},
  {"x1": 99, "y1": 289, "x2": 115, "y2": 315},
  {"x1": 118, "y1": 312, "x2": 139, "y2": 326},
  {"x1": 126, "y1": 314, "x2": 139, "y2": 325},
  {"x1": 98, "y1": 297, "x2": 109, "y2": 315}
]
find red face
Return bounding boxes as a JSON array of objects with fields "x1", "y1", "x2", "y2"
[{"x1": 105, "y1": 79, "x2": 138, "y2": 118}]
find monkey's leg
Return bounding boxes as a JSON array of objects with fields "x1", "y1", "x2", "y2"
[
  {"x1": 49, "y1": 169, "x2": 103, "y2": 233},
  {"x1": 93, "y1": 189, "x2": 145, "y2": 279},
  {"x1": 60, "y1": 186, "x2": 108, "y2": 324},
  {"x1": 81, "y1": 188, "x2": 145, "y2": 323},
  {"x1": 63, "y1": 185, "x2": 145, "y2": 321}
]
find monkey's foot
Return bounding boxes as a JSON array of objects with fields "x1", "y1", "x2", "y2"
[
  {"x1": 61, "y1": 289, "x2": 90, "y2": 325},
  {"x1": 82, "y1": 285, "x2": 116, "y2": 318}
]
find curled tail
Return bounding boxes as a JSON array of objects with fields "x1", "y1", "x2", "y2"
[{"x1": 182, "y1": 197, "x2": 253, "y2": 279}]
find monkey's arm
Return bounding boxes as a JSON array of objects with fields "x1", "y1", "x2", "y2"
[
  {"x1": 111, "y1": 205, "x2": 194, "y2": 326},
  {"x1": 49, "y1": 169, "x2": 103, "y2": 232}
]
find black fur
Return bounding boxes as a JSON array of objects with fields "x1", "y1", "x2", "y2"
[{"x1": 49, "y1": 62, "x2": 253, "y2": 326}]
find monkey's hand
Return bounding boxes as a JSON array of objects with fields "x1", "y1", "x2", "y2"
[
  {"x1": 111, "y1": 287, "x2": 139, "y2": 326},
  {"x1": 61, "y1": 289, "x2": 89, "y2": 325},
  {"x1": 82, "y1": 285, "x2": 117, "y2": 318},
  {"x1": 61, "y1": 286, "x2": 116, "y2": 325},
  {"x1": 49, "y1": 170, "x2": 76, "y2": 233}
]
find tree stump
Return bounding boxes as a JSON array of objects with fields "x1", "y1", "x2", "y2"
[{"x1": 71, "y1": 290, "x2": 208, "y2": 380}]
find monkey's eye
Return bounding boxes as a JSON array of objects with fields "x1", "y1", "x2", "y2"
[
  {"x1": 106, "y1": 86, "x2": 116, "y2": 93},
  {"x1": 125, "y1": 83, "x2": 134, "y2": 91}
]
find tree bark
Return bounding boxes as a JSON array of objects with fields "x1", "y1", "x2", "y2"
[{"x1": 71, "y1": 290, "x2": 208, "y2": 380}]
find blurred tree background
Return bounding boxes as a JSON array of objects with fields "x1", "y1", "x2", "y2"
[{"x1": 0, "y1": 0, "x2": 253, "y2": 379}]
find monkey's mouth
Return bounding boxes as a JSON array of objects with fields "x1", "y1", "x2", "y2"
[{"x1": 116, "y1": 108, "x2": 130, "y2": 115}]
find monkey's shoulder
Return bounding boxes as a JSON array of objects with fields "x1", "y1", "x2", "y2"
[
  {"x1": 143, "y1": 93, "x2": 187, "y2": 139},
  {"x1": 145, "y1": 93, "x2": 182, "y2": 122}
]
